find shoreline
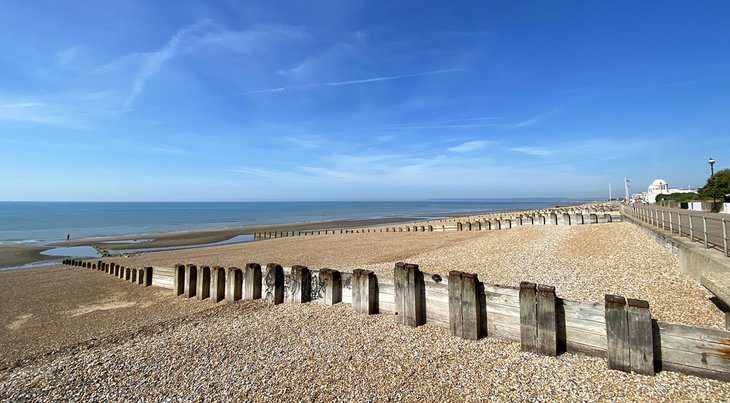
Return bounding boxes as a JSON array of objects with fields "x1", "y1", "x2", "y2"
[
  {"x1": 0, "y1": 201, "x2": 593, "y2": 269},
  {"x1": 1, "y1": 216, "x2": 420, "y2": 268}
]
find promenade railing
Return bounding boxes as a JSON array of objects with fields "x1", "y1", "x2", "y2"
[{"x1": 626, "y1": 205, "x2": 729, "y2": 258}]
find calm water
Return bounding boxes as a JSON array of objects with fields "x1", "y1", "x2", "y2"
[{"x1": 0, "y1": 200, "x2": 584, "y2": 245}]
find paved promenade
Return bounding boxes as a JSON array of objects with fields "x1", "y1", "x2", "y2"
[{"x1": 625, "y1": 204, "x2": 729, "y2": 257}]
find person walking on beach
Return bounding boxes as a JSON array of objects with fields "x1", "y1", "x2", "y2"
[{"x1": 66, "y1": 234, "x2": 70, "y2": 241}]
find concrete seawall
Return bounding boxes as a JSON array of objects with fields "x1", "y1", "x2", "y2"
[{"x1": 621, "y1": 206, "x2": 730, "y2": 329}]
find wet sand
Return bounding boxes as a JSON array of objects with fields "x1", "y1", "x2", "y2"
[
  {"x1": 0, "y1": 264, "x2": 212, "y2": 369},
  {"x1": 0, "y1": 217, "x2": 417, "y2": 268},
  {"x1": 0, "y1": 244, "x2": 53, "y2": 267}
]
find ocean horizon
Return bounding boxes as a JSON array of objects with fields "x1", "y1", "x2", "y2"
[{"x1": 0, "y1": 199, "x2": 588, "y2": 245}]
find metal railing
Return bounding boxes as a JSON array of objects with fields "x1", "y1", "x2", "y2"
[{"x1": 625, "y1": 205, "x2": 729, "y2": 257}]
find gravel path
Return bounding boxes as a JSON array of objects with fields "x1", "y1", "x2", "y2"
[
  {"x1": 116, "y1": 222, "x2": 725, "y2": 328},
  {"x1": 1, "y1": 302, "x2": 727, "y2": 401}
]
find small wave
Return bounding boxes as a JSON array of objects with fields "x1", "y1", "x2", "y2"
[{"x1": 0, "y1": 239, "x2": 43, "y2": 245}]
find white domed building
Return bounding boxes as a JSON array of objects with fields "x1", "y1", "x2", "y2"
[{"x1": 643, "y1": 178, "x2": 695, "y2": 203}]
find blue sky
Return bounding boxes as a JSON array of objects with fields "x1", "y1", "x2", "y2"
[{"x1": 1, "y1": 1, "x2": 729, "y2": 201}]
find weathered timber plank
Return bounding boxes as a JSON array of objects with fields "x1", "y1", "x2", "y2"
[
  {"x1": 559, "y1": 317, "x2": 607, "y2": 335},
  {"x1": 519, "y1": 282, "x2": 538, "y2": 353},
  {"x1": 483, "y1": 284, "x2": 520, "y2": 297},
  {"x1": 661, "y1": 361, "x2": 730, "y2": 382},
  {"x1": 461, "y1": 273, "x2": 481, "y2": 340},
  {"x1": 659, "y1": 347, "x2": 730, "y2": 381},
  {"x1": 486, "y1": 310, "x2": 521, "y2": 327},
  {"x1": 605, "y1": 294, "x2": 630, "y2": 372},
  {"x1": 565, "y1": 336, "x2": 608, "y2": 358},
  {"x1": 656, "y1": 321, "x2": 730, "y2": 342},
  {"x1": 627, "y1": 298, "x2": 655, "y2": 375},
  {"x1": 264, "y1": 263, "x2": 284, "y2": 305},
  {"x1": 448, "y1": 271, "x2": 462, "y2": 338},
  {"x1": 561, "y1": 300, "x2": 606, "y2": 322},
  {"x1": 243, "y1": 263, "x2": 262, "y2": 300},
  {"x1": 487, "y1": 322, "x2": 521, "y2": 341},
  {"x1": 379, "y1": 301, "x2": 396, "y2": 314},
  {"x1": 537, "y1": 285, "x2": 557, "y2": 356},
  {"x1": 485, "y1": 293, "x2": 520, "y2": 306}
]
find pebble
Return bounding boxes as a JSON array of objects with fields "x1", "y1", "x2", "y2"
[{"x1": 1, "y1": 303, "x2": 727, "y2": 401}]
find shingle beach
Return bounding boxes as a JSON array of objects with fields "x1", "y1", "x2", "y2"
[{"x1": 1, "y1": 221, "x2": 728, "y2": 401}]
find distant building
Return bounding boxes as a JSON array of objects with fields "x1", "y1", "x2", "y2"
[{"x1": 642, "y1": 178, "x2": 696, "y2": 203}]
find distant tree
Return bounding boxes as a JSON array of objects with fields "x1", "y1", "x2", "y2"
[{"x1": 699, "y1": 168, "x2": 730, "y2": 205}]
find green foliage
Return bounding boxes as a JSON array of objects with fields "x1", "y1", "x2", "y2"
[
  {"x1": 699, "y1": 168, "x2": 730, "y2": 202},
  {"x1": 655, "y1": 192, "x2": 699, "y2": 203}
]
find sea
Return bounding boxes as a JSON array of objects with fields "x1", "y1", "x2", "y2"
[{"x1": 0, "y1": 199, "x2": 586, "y2": 246}]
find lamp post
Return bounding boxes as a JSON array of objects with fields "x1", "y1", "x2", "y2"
[{"x1": 709, "y1": 158, "x2": 717, "y2": 211}]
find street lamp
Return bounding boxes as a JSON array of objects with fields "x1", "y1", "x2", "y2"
[{"x1": 709, "y1": 157, "x2": 717, "y2": 211}]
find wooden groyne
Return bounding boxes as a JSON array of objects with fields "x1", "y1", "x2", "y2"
[
  {"x1": 64, "y1": 257, "x2": 730, "y2": 382},
  {"x1": 253, "y1": 204, "x2": 621, "y2": 240}
]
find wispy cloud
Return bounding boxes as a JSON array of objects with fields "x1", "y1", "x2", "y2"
[
  {"x1": 121, "y1": 21, "x2": 306, "y2": 108},
  {"x1": 510, "y1": 147, "x2": 553, "y2": 156},
  {"x1": 243, "y1": 87, "x2": 288, "y2": 95},
  {"x1": 325, "y1": 68, "x2": 465, "y2": 86},
  {"x1": 197, "y1": 23, "x2": 307, "y2": 53},
  {"x1": 230, "y1": 168, "x2": 286, "y2": 178},
  {"x1": 124, "y1": 19, "x2": 211, "y2": 108},
  {"x1": 0, "y1": 102, "x2": 43, "y2": 108},
  {"x1": 238, "y1": 68, "x2": 466, "y2": 96},
  {"x1": 56, "y1": 47, "x2": 83, "y2": 67},
  {"x1": 279, "y1": 134, "x2": 328, "y2": 149},
  {"x1": 374, "y1": 134, "x2": 394, "y2": 143},
  {"x1": 447, "y1": 140, "x2": 489, "y2": 153}
]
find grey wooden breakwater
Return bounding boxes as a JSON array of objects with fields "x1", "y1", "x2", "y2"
[
  {"x1": 252, "y1": 210, "x2": 622, "y2": 240},
  {"x1": 64, "y1": 258, "x2": 729, "y2": 382}
]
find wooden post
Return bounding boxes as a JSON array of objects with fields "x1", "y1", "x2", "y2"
[
  {"x1": 196, "y1": 266, "x2": 211, "y2": 300},
  {"x1": 460, "y1": 273, "x2": 481, "y2": 340},
  {"x1": 125, "y1": 267, "x2": 131, "y2": 281},
  {"x1": 352, "y1": 269, "x2": 378, "y2": 314},
  {"x1": 605, "y1": 294, "x2": 630, "y2": 372},
  {"x1": 184, "y1": 264, "x2": 197, "y2": 298},
  {"x1": 243, "y1": 263, "x2": 262, "y2": 300},
  {"x1": 448, "y1": 271, "x2": 463, "y2": 338},
  {"x1": 210, "y1": 266, "x2": 226, "y2": 302},
  {"x1": 143, "y1": 267, "x2": 152, "y2": 286},
  {"x1": 319, "y1": 269, "x2": 342, "y2": 305},
  {"x1": 265, "y1": 263, "x2": 284, "y2": 304},
  {"x1": 135, "y1": 267, "x2": 144, "y2": 285},
  {"x1": 131, "y1": 268, "x2": 138, "y2": 283},
  {"x1": 394, "y1": 262, "x2": 425, "y2": 327},
  {"x1": 627, "y1": 298, "x2": 654, "y2": 375},
  {"x1": 519, "y1": 281, "x2": 538, "y2": 353},
  {"x1": 225, "y1": 267, "x2": 242, "y2": 302},
  {"x1": 290, "y1": 265, "x2": 312, "y2": 304},
  {"x1": 537, "y1": 284, "x2": 557, "y2": 356}
]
